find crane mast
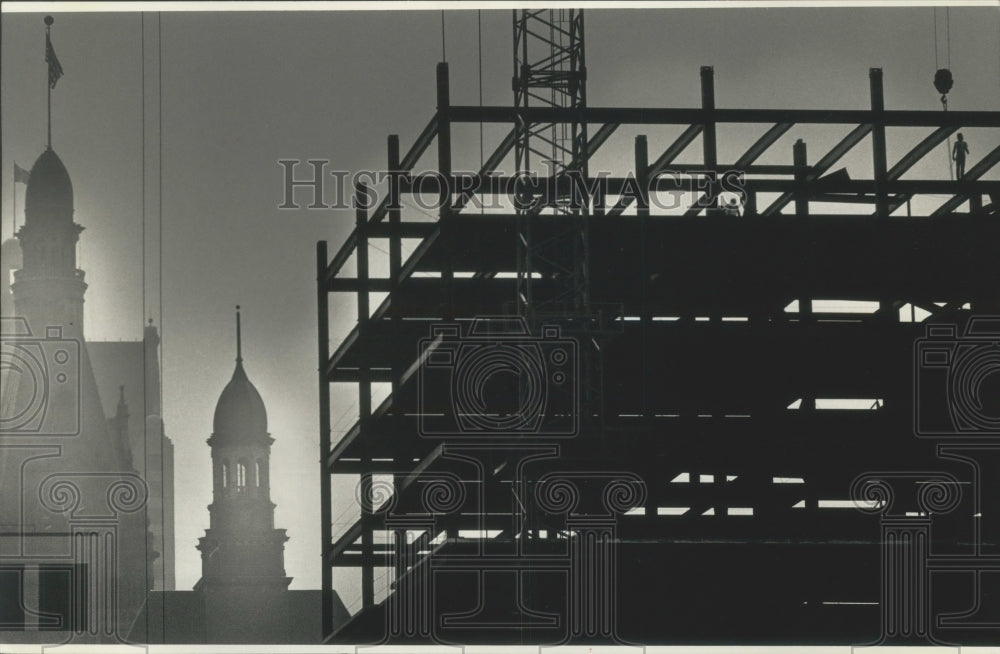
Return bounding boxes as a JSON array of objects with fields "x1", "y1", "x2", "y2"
[{"x1": 513, "y1": 9, "x2": 590, "y2": 323}]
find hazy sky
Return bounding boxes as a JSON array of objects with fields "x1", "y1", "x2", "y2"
[{"x1": 2, "y1": 4, "x2": 998, "y2": 612}]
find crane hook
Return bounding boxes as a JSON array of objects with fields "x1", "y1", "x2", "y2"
[{"x1": 934, "y1": 68, "x2": 953, "y2": 109}]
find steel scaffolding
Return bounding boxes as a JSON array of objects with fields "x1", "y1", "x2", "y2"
[{"x1": 317, "y1": 56, "x2": 1000, "y2": 644}]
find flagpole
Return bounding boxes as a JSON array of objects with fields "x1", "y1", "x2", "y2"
[{"x1": 45, "y1": 16, "x2": 53, "y2": 149}]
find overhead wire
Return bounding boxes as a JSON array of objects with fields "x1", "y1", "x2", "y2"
[{"x1": 944, "y1": 7, "x2": 954, "y2": 180}]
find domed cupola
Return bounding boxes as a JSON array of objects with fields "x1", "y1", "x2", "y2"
[
  {"x1": 24, "y1": 148, "x2": 74, "y2": 225},
  {"x1": 197, "y1": 310, "x2": 291, "y2": 639},
  {"x1": 212, "y1": 306, "x2": 269, "y2": 443}
]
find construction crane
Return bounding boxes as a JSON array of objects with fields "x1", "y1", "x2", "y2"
[
  {"x1": 513, "y1": 9, "x2": 589, "y2": 324},
  {"x1": 512, "y1": 9, "x2": 608, "y2": 442}
]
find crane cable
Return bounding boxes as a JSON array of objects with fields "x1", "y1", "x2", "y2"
[
  {"x1": 947, "y1": 7, "x2": 951, "y2": 69},
  {"x1": 934, "y1": 8, "x2": 938, "y2": 69},
  {"x1": 937, "y1": 7, "x2": 955, "y2": 180}
]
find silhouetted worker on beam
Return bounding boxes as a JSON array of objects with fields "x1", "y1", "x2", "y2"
[{"x1": 953, "y1": 133, "x2": 970, "y2": 179}]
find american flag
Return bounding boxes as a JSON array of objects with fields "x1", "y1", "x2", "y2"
[
  {"x1": 14, "y1": 163, "x2": 31, "y2": 184},
  {"x1": 46, "y1": 32, "x2": 63, "y2": 89}
]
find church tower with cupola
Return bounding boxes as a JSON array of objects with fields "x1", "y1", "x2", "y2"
[
  {"x1": 1, "y1": 120, "x2": 153, "y2": 643},
  {"x1": 196, "y1": 307, "x2": 292, "y2": 643},
  {"x1": 1, "y1": 17, "x2": 175, "y2": 643},
  {"x1": 11, "y1": 147, "x2": 87, "y2": 338}
]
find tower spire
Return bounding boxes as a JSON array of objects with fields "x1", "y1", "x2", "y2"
[
  {"x1": 45, "y1": 16, "x2": 52, "y2": 148},
  {"x1": 236, "y1": 305, "x2": 242, "y2": 363}
]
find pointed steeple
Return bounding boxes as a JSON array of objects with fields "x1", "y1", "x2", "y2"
[
  {"x1": 198, "y1": 304, "x2": 290, "y2": 641},
  {"x1": 110, "y1": 384, "x2": 134, "y2": 470},
  {"x1": 116, "y1": 385, "x2": 127, "y2": 417},
  {"x1": 143, "y1": 317, "x2": 162, "y2": 417},
  {"x1": 236, "y1": 305, "x2": 243, "y2": 364},
  {"x1": 211, "y1": 306, "x2": 268, "y2": 442}
]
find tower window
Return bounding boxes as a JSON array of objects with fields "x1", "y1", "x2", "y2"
[
  {"x1": 255, "y1": 460, "x2": 261, "y2": 487},
  {"x1": 237, "y1": 462, "x2": 247, "y2": 490},
  {"x1": 221, "y1": 461, "x2": 228, "y2": 488}
]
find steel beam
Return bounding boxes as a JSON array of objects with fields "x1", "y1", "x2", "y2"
[
  {"x1": 649, "y1": 124, "x2": 704, "y2": 178},
  {"x1": 762, "y1": 124, "x2": 872, "y2": 216},
  {"x1": 369, "y1": 116, "x2": 439, "y2": 225},
  {"x1": 448, "y1": 106, "x2": 1000, "y2": 128},
  {"x1": 931, "y1": 143, "x2": 1000, "y2": 216}
]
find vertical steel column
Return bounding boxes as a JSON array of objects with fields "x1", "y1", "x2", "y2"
[
  {"x1": 437, "y1": 63, "x2": 454, "y2": 320},
  {"x1": 870, "y1": 68, "x2": 889, "y2": 218},
  {"x1": 593, "y1": 177, "x2": 606, "y2": 217},
  {"x1": 635, "y1": 136, "x2": 649, "y2": 423},
  {"x1": 701, "y1": 66, "x2": 723, "y2": 331},
  {"x1": 745, "y1": 189, "x2": 757, "y2": 216},
  {"x1": 387, "y1": 136, "x2": 405, "y2": 593},
  {"x1": 793, "y1": 138, "x2": 809, "y2": 217},
  {"x1": 388, "y1": 135, "x2": 402, "y2": 399},
  {"x1": 431, "y1": 54, "x2": 461, "y2": 529},
  {"x1": 701, "y1": 66, "x2": 718, "y2": 218},
  {"x1": 793, "y1": 138, "x2": 811, "y2": 324},
  {"x1": 793, "y1": 138, "x2": 816, "y2": 415},
  {"x1": 969, "y1": 192, "x2": 983, "y2": 213},
  {"x1": 870, "y1": 68, "x2": 897, "y2": 321},
  {"x1": 316, "y1": 241, "x2": 333, "y2": 637},
  {"x1": 356, "y1": 181, "x2": 375, "y2": 609},
  {"x1": 635, "y1": 135, "x2": 657, "y2": 524},
  {"x1": 388, "y1": 136, "x2": 402, "y2": 285}
]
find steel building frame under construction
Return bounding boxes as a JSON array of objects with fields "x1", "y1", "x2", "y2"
[{"x1": 316, "y1": 12, "x2": 1000, "y2": 645}]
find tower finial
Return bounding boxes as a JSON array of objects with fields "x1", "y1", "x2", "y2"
[
  {"x1": 43, "y1": 16, "x2": 63, "y2": 149},
  {"x1": 236, "y1": 305, "x2": 242, "y2": 363}
]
